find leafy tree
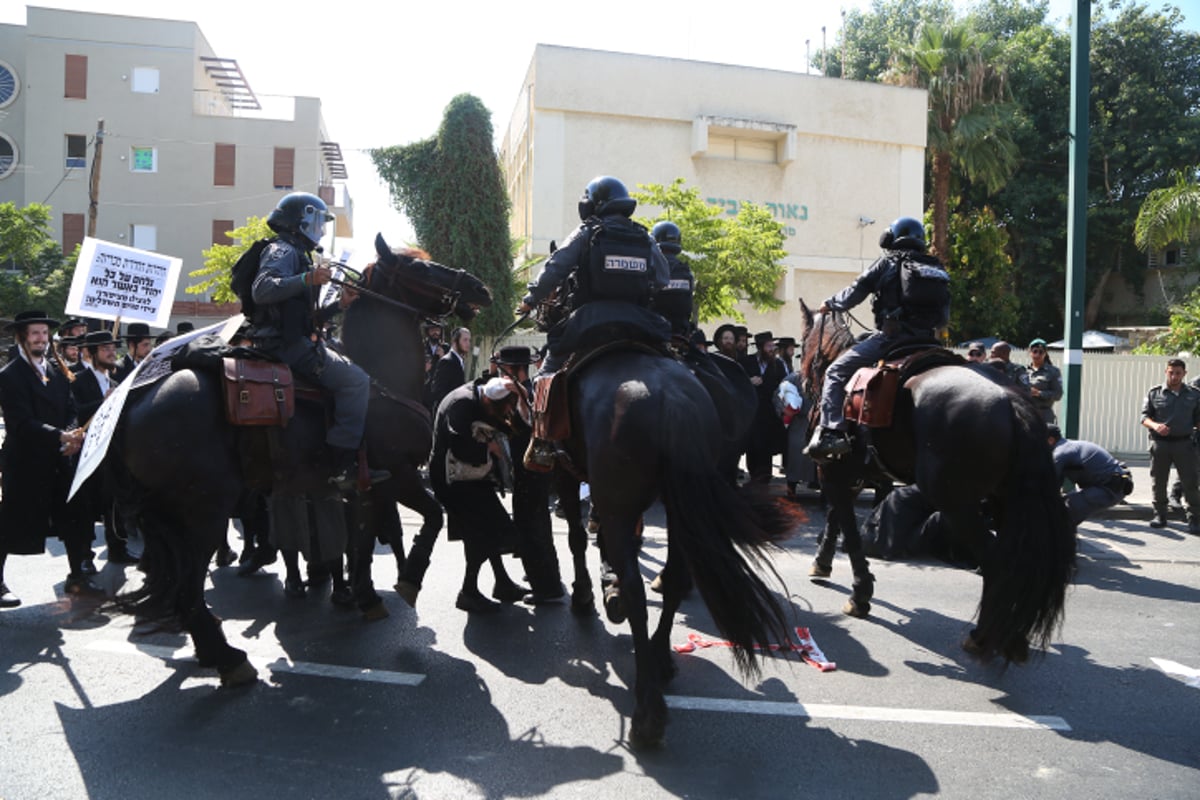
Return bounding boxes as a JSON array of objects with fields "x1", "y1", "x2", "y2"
[
  {"x1": 633, "y1": 179, "x2": 787, "y2": 323},
  {"x1": 370, "y1": 94, "x2": 516, "y2": 343},
  {"x1": 884, "y1": 20, "x2": 1020, "y2": 260},
  {"x1": 823, "y1": 0, "x2": 954, "y2": 80},
  {"x1": 0, "y1": 202, "x2": 74, "y2": 318},
  {"x1": 945, "y1": 204, "x2": 1020, "y2": 339},
  {"x1": 186, "y1": 216, "x2": 273, "y2": 303},
  {"x1": 1134, "y1": 166, "x2": 1200, "y2": 253}
]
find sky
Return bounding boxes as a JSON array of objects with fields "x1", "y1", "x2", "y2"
[{"x1": 4, "y1": 0, "x2": 1197, "y2": 264}]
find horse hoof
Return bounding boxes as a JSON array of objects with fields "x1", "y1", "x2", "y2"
[
  {"x1": 810, "y1": 563, "x2": 832, "y2": 578},
  {"x1": 842, "y1": 598, "x2": 870, "y2": 618},
  {"x1": 603, "y1": 589, "x2": 626, "y2": 625},
  {"x1": 393, "y1": 580, "x2": 419, "y2": 609},
  {"x1": 219, "y1": 659, "x2": 258, "y2": 688},
  {"x1": 961, "y1": 630, "x2": 993, "y2": 660},
  {"x1": 1004, "y1": 637, "x2": 1031, "y2": 664},
  {"x1": 361, "y1": 602, "x2": 390, "y2": 622},
  {"x1": 629, "y1": 715, "x2": 666, "y2": 750},
  {"x1": 649, "y1": 574, "x2": 664, "y2": 594}
]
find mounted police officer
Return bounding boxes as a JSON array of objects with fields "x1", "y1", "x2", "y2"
[
  {"x1": 515, "y1": 175, "x2": 670, "y2": 470},
  {"x1": 246, "y1": 191, "x2": 387, "y2": 490},
  {"x1": 805, "y1": 216, "x2": 950, "y2": 460},
  {"x1": 649, "y1": 220, "x2": 695, "y2": 337}
]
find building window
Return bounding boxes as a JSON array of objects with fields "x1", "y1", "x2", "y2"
[
  {"x1": 131, "y1": 66, "x2": 159, "y2": 94},
  {"x1": 131, "y1": 146, "x2": 157, "y2": 173},
  {"x1": 214, "y1": 143, "x2": 235, "y2": 186},
  {"x1": 212, "y1": 219, "x2": 234, "y2": 245},
  {"x1": 63, "y1": 213, "x2": 85, "y2": 254},
  {"x1": 0, "y1": 132, "x2": 16, "y2": 179},
  {"x1": 66, "y1": 134, "x2": 87, "y2": 169},
  {"x1": 65, "y1": 54, "x2": 87, "y2": 99},
  {"x1": 707, "y1": 134, "x2": 779, "y2": 164},
  {"x1": 0, "y1": 59, "x2": 20, "y2": 109},
  {"x1": 273, "y1": 147, "x2": 294, "y2": 189},
  {"x1": 131, "y1": 224, "x2": 157, "y2": 251}
]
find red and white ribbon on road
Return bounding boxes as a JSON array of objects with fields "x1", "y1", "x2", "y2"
[{"x1": 674, "y1": 626, "x2": 836, "y2": 672}]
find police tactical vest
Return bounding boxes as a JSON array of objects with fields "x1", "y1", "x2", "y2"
[{"x1": 583, "y1": 219, "x2": 655, "y2": 304}]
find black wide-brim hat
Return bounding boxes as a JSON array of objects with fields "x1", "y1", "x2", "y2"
[
  {"x1": 124, "y1": 322, "x2": 152, "y2": 340},
  {"x1": 496, "y1": 345, "x2": 534, "y2": 366},
  {"x1": 3, "y1": 310, "x2": 60, "y2": 332},
  {"x1": 82, "y1": 330, "x2": 119, "y2": 347}
]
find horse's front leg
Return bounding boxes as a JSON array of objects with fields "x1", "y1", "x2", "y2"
[
  {"x1": 183, "y1": 521, "x2": 256, "y2": 686},
  {"x1": 391, "y1": 467, "x2": 444, "y2": 609},
  {"x1": 603, "y1": 511, "x2": 664, "y2": 749},
  {"x1": 344, "y1": 491, "x2": 387, "y2": 620}
]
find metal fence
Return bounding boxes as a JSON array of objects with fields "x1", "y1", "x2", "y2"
[{"x1": 955, "y1": 350, "x2": 1166, "y2": 460}]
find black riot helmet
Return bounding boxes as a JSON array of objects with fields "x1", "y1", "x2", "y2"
[
  {"x1": 578, "y1": 176, "x2": 637, "y2": 221},
  {"x1": 651, "y1": 221, "x2": 683, "y2": 255},
  {"x1": 267, "y1": 192, "x2": 334, "y2": 249},
  {"x1": 887, "y1": 216, "x2": 927, "y2": 251}
]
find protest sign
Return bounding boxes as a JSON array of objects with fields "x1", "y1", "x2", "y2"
[
  {"x1": 65, "y1": 238, "x2": 183, "y2": 329},
  {"x1": 67, "y1": 314, "x2": 243, "y2": 502}
]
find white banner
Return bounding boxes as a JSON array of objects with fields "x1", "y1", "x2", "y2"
[
  {"x1": 67, "y1": 315, "x2": 244, "y2": 502},
  {"x1": 65, "y1": 238, "x2": 183, "y2": 329}
]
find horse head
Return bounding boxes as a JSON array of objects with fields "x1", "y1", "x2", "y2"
[
  {"x1": 796, "y1": 297, "x2": 853, "y2": 400},
  {"x1": 368, "y1": 232, "x2": 494, "y2": 320}
]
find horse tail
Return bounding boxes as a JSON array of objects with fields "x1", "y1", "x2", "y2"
[
  {"x1": 660, "y1": 453, "x2": 797, "y2": 677},
  {"x1": 981, "y1": 395, "x2": 1076, "y2": 660}
]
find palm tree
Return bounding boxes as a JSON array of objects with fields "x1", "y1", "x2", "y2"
[
  {"x1": 1135, "y1": 167, "x2": 1200, "y2": 255},
  {"x1": 885, "y1": 21, "x2": 1019, "y2": 260}
]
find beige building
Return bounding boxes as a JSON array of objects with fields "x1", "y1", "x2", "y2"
[
  {"x1": 0, "y1": 7, "x2": 351, "y2": 328},
  {"x1": 500, "y1": 44, "x2": 928, "y2": 340}
]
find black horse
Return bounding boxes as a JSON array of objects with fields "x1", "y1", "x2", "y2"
[
  {"x1": 108, "y1": 235, "x2": 493, "y2": 685},
  {"x1": 546, "y1": 344, "x2": 794, "y2": 748},
  {"x1": 796, "y1": 300, "x2": 1075, "y2": 663}
]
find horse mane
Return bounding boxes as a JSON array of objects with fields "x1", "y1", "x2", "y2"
[{"x1": 800, "y1": 311, "x2": 855, "y2": 394}]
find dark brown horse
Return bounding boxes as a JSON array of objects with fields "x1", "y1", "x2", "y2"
[
  {"x1": 108, "y1": 235, "x2": 492, "y2": 685},
  {"x1": 796, "y1": 300, "x2": 1075, "y2": 663},
  {"x1": 547, "y1": 342, "x2": 795, "y2": 748}
]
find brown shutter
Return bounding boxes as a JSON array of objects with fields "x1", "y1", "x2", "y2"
[
  {"x1": 65, "y1": 54, "x2": 87, "y2": 99},
  {"x1": 273, "y1": 147, "x2": 294, "y2": 189},
  {"x1": 62, "y1": 213, "x2": 85, "y2": 254},
  {"x1": 317, "y1": 184, "x2": 334, "y2": 205},
  {"x1": 213, "y1": 143, "x2": 235, "y2": 186},
  {"x1": 212, "y1": 219, "x2": 234, "y2": 246}
]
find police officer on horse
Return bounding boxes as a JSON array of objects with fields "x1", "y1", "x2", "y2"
[
  {"x1": 245, "y1": 191, "x2": 387, "y2": 490},
  {"x1": 805, "y1": 216, "x2": 950, "y2": 460},
  {"x1": 516, "y1": 176, "x2": 670, "y2": 470}
]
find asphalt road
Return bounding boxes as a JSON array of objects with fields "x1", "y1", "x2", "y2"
[{"x1": 1, "y1": 475, "x2": 1197, "y2": 800}]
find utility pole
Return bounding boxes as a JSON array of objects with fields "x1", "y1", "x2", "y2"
[
  {"x1": 1062, "y1": 1, "x2": 1090, "y2": 439},
  {"x1": 86, "y1": 118, "x2": 104, "y2": 238}
]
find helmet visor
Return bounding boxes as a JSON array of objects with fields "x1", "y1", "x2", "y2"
[{"x1": 300, "y1": 203, "x2": 335, "y2": 246}]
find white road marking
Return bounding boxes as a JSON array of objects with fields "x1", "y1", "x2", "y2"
[
  {"x1": 1151, "y1": 657, "x2": 1200, "y2": 689},
  {"x1": 666, "y1": 695, "x2": 1070, "y2": 730},
  {"x1": 86, "y1": 640, "x2": 425, "y2": 686}
]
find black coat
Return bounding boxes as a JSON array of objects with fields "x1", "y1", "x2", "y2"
[
  {"x1": 0, "y1": 357, "x2": 81, "y2": 554},
  {"x1": 69, "y1": 367, "x2": 106, "y2": 425},
  {"x1": 740, "y1": 354, "x2": 788, "y2": 455},
  {"x1": 112, "y1": 353, "x2": 137, "y2": 383},
  {"x1": 428, "y1": 351, "x2": 466, "y2": 412}
]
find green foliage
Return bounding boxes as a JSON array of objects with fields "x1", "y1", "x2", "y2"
[
  {"x1": 187, "y1": 216, "x2": 273, "y2": 303},
  {"x1": 1135, "y1": 166, "x2": 1200, "y2": 253},
  {"x1": 0, "y1": 202, "x2": 74, "y2": 318},
  {"x1": 1134, "y1": 286, "x2": 1200, "y2": 354},
  {"x1": 633, "y1": 179, "x2": 787, "y2": 323},
  {"x1": 824, "y1": 0, "x2": 955, "y2": 80},
  {"x1": 885, "y1": 19, "x2": 1019, "y2": 259},
  {"x1": 944, "y1": 205, "x2": 1020, "y2": 339},
  {"x1": 370, "y1": 94, "x2": 516, "y2": 338}
]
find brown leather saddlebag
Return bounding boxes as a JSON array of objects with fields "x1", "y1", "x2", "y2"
[
  {"x1": 531, "y1": 371, "x2": 571, "y2": 441},
  {"x1": 844, "y1": 365, "x2": 900, "y2": 428},
  {"x1": 221, "y1": 357, "x2": 295, "y2": 427}
]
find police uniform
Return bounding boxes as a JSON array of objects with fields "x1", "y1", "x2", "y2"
[
  {"x1": 816, "y1": 250, "x2": 949, "y2": 435},
  {"x1": 249, "y1": 232, "x2": 369, "y2": 455},
  {"x1": 523, "y1": 213, "x2": 670, "y2": 372},
  {"x1": 1141, "y1": 379, "x2": 1200, "y2": 526},
  {"x1": 652, "y1": 249, "x2": 695, "y2": 336},
  {"x1": 1051, "y1": 435, "x2": 1131, "y2": 527}
]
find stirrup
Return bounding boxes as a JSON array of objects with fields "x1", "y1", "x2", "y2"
[
  {"x1": 804, "y1": 428, "x2": 852, "y2": 460},
  {"x1": 523, "y1": 438, "x2": 557, "y2": 473}
]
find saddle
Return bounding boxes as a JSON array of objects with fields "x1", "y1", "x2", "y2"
[{"x1": 844, "y1": 346, "x2": 963, "y2": 428}]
